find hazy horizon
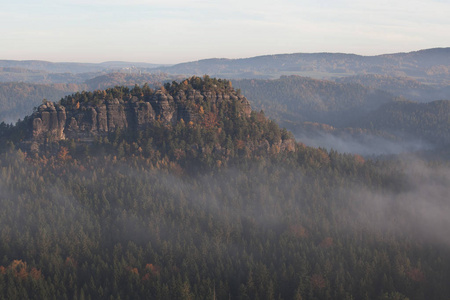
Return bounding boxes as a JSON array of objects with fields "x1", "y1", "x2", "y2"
[
  {"x1": 2, "y1": 47, "x2": 448, "y2": 65},
  {"x1": 1, "y1": 0, "x2": 449, "y2": 64}
]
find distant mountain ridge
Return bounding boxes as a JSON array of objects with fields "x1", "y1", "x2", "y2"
[
  {"x1": 0, "y1": 60, "x2": 168, "y2": 74},
  {"x1": 1, "y1": 47, "x2": 449, "y2": 82},
  {"x1": 152, "y1": 48, "x2": 450, "y2": 83}
]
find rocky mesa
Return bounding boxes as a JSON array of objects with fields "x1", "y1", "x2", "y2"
[{"x1": 29, "y1": 77, "x2": 252, "y2": 141}]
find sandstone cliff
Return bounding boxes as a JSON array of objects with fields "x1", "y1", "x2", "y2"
[{"x1": 30, "y1": 79, "x2": 252, "y2": 141}]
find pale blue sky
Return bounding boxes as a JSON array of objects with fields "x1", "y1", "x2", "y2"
[{"x1": 1, "y1": 0, "x2": 449, "y2": 63}]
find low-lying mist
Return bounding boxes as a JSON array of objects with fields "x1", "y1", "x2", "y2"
[
  {"x1": 2, "y1": 149, "x2": 450, "y2": 298},
  {"x1": 345, "y1": 157, "x2": 450, "y2": 247},
  {"x1": 295, "y1": 131, "x2": 432, "y2": 156},
  {"x1": 1, "y1": 151, "x2": 448, "y2": 250}
]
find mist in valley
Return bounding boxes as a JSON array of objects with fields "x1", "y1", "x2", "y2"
[
  {"x1": 344, "y1": 157, "x2": 450, "y2": 247},
  {"x1": 294, "y1": 130, "x2": 433, "y2": 157},
  {"x1": 1, "y1": 138, "x2": 450, "y2": 299},
  {"x1": 2, "y1": 148, "x2": 448, "y2": 251}
]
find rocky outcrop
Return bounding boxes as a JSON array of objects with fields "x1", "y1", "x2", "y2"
[
  {"x1": 132, "y1": 101, "x2": 156, "y2": 127},
  {"x1": 29, "y1": 86, "x2": 252, "y2": 141},
  {"x1": 151, "y1": 91, "x2": 175, "y2": 122},
  {"x1": 32, "y1": 102, "x2": 66, "y2": 140},
  {"x1": 31, "y1": 97, "x2": 160, "y2": 141}
]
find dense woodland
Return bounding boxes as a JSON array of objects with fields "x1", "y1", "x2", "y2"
[
  {"x1": 2, "y1": 147, "x2": 450, "y2": 300},
  {"x1": 232, "y1": 76, "x2": 398, "y2": 128},
  {"x1": 352, "y1": 100, "x2": 450, "y2": 145},
  {"x1": 335, "y1": 75, "x2": 450, "y2": 102},
  {"x1": 0, "y1": 83, "x2": 71, "y2": 123},
  {"x1": 0, "y1": 78, "x2": 450, "y2": 299}
]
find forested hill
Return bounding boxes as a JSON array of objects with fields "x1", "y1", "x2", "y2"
[
  {"x1": 1, "y1": 77, "x2": 450, "y2": 299},
  {"x1": 352, "y1": 99, "x2": 450, "y2": 145},
  {"x1": 26, "y1": 76, "x2": 250, "y2": 140},
  {"x1": 1, "y1": 76, "x2": 297, "y2": 169},
  {"x1": 335, "y1": 74, "x2": 450, "y2": 102},
  {"x1": 233, "y1": 75, "x2": 398, "y2": 128}
]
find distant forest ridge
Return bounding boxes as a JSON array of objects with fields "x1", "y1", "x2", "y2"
[
  {"x1": 1, "y1": 47, "x2": 449, "y2": 81},
  {"x1": 150, "y1": 47, "x2": 450, "y2": 82},
  {"x1": 0, "y1": 61, "x2": 168, "y2": 74}
]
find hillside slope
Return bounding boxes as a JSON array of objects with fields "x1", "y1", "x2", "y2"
[
  {"x1": 233, "y1": 75, "x2": 398, "y2": 127},
  {"x1": 353, "y1": 99, "x2": 450, "y2": 145},
  {"x1": 335, "y1": 74, "x2": 450, "y2": 102}
]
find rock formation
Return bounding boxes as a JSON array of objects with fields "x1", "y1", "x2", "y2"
[
  {"x1": 32, "y1": 102, "x2": 66, "y2": 140},
  {"x1": 29, "y1": 82, "x2": 252, "y2": 141}
]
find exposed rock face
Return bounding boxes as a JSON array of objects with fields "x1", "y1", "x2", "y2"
[
  {"x1": 132, "y1": 101, "x2": 156, "y2": 127},
  {"x1": 32, "y1": 102, "x2": 66, "y2": 140},
  {"x1": 151, "y1": 91, "x2": 175, "y2": 122},
  {"x1": 29, "y1": 87, "x2": 252, "y2": 141},
  {"x1": 31, "y1": 98, "x2": 157, "y2": 140}
]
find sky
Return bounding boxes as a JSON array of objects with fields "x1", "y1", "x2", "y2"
[{"x1": 1, "y1": 0, "x2": 449, "y2": 64}]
